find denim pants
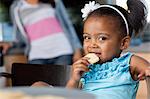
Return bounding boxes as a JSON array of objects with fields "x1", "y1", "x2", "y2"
[{"x1": 28, "y1": 54, "x2": 73, "y2": 65}]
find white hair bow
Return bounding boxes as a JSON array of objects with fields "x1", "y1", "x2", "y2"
[
  {"x1": 81, "y1": 0, "x2": 130, "y2": 21},
  {"x1": 81, "y1": 1, "x2": 100, "y2": 20},
  {"x1": 116, "y1": 0, "x2": 128, "y2": 11}
]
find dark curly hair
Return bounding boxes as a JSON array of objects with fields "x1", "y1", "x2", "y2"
[{"x1": 85, "y1": 0, "x2": 147, "y2": 37}]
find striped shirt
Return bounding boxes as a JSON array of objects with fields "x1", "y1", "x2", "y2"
[{"x1": 19, "y1": 0, "x2": 73, "y2": 60}]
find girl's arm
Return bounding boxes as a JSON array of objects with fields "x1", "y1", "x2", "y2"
[
  {"x1": 130, "y1": 55, "x2": 150, "y2": 80},
  {"x1": 131, "y1": 55, "x2": 150, "y2": 99},
  {"x1": 66, "y1": 78, "x2": 81, "y2": 89}
]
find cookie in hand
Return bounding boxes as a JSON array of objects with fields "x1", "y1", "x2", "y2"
[{"x1": 84, "y1": 53, "x2": 99, "y2": 64}]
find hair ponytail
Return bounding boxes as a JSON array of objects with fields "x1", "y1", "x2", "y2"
[{"x1": 127, "y1": 0, "x2": 147, "y2": 36}]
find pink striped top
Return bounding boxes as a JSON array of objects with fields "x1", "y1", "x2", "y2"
[{"x1": 20, "y1": 2, "x2": 73, "y2": 60}]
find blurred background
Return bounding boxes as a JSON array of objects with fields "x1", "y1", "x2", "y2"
[
  {"x1": 0, "y1": 0, "x2": 150, "y2": 99},
  {"x1": 1, "y1": 0, "x2": 150, "y2": 48}
]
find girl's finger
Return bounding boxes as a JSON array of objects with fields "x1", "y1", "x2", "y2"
[
  {"x1": 74, "y1": 57, "x2": 90, "y2": 66},
  {"x1": 74, "y1": 68, "x2": 88, "y2": 76},
  {"x1": 74, "y1": 64, "x2": 89, "y2": 72},
  {"x1": 138, "y1": 72, "x2": 145, "y2": 80}
]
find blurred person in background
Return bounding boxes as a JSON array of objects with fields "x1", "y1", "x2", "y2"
[{"x1": 8, "y1": 0, "x2": 83, "y2": 65}]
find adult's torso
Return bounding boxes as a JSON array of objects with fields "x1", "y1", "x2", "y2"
[{"x1": 18, "y1": 1, "x2": 73, "y2": 60}]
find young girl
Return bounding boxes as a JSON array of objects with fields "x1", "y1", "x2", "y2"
[{"x1": 66, "y1": 0, "x2": 150, "y2": 99}]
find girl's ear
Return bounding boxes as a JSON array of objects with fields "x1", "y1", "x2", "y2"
[{"x1": 120, "y1": 36, "x2": 131, "y2": 50}]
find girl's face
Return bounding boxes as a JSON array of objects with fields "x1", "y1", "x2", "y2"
[{"x1": 83, "y1": 16, "x2": 125, "y2": 63}]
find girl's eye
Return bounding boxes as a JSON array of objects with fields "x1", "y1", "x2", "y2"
[
  {"x1": 98, "y1": 37, "x2": 107, "y2": 41},
  {"x1": 83, "y1": 35, "x2": 91, "y2": 40}
]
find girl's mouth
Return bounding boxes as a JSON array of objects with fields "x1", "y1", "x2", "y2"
[
  {"x1": 88, "y1": 52, "x2": 101, "y2": 60},
  {"x1": 89, "y1": 52, "x2": 101, "y2": 57}
]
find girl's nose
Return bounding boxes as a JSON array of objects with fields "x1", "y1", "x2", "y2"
[{"x1": 90, "y1": 38, "x2": 99, "y2": 48}]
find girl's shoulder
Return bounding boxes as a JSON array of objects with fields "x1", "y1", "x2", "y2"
[
  {"x1": 130, "y1": 54, "x2": 150, "y2": 67},
  {"x1": 104, "y1": 52, "x2": 133, "y2": 66},
  {"x1": 130, "y1": 54, "x2": 149, "y2": 65},
  {"x1": 119, "y1": 52, "x2": 149, "y2": 68}
]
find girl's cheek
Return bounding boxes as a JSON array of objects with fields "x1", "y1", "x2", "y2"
[{"x1": 83, "y1": 45, "x2": 88, "y2": 54}]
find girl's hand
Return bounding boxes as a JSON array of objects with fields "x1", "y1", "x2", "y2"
[
  {"x1": 66, "y1": 57, "x2": 90, "y2": 88},
  {"x1": 138, "y1": 67, "x2": 150, "y2": 80},
  {"x1": 71, "y1": 57, "x2": 90, "y2": 82},
  {"x1": 67, "y1": 53, "x2": 99, "y2": 88}
]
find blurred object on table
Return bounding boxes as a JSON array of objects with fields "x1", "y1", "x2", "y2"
[{"x1": 0, "y1": 87, "x2": 96, "y2": 99}]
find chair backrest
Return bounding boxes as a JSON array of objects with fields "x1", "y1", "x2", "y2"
[{"x1": 11, "y1": 63, "x2": 71, "y2": 87}]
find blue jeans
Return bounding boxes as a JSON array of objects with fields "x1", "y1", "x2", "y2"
[{"x1": 28, "y1": 54, "x2": 73, "y2": 65}]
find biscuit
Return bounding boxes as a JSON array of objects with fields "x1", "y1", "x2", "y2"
[{"x1": 84, "y1": 53, "x2": 99, "y2": 64}]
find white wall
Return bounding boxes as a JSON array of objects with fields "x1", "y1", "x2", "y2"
[{"x1": 145, "y1": 0, "x2": 150, "y2": 22}]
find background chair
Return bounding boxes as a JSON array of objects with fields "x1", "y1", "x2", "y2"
[{"x1": 0, "y1": 63, "x2": 71, "y2": 87}]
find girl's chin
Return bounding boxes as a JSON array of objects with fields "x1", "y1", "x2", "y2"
[
  {"x1": 98, "y1": 60, "x2": 104, "y2": 64},
  {"x1": 98, "y1": 58, "x2": 111, "y2": 64}
]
